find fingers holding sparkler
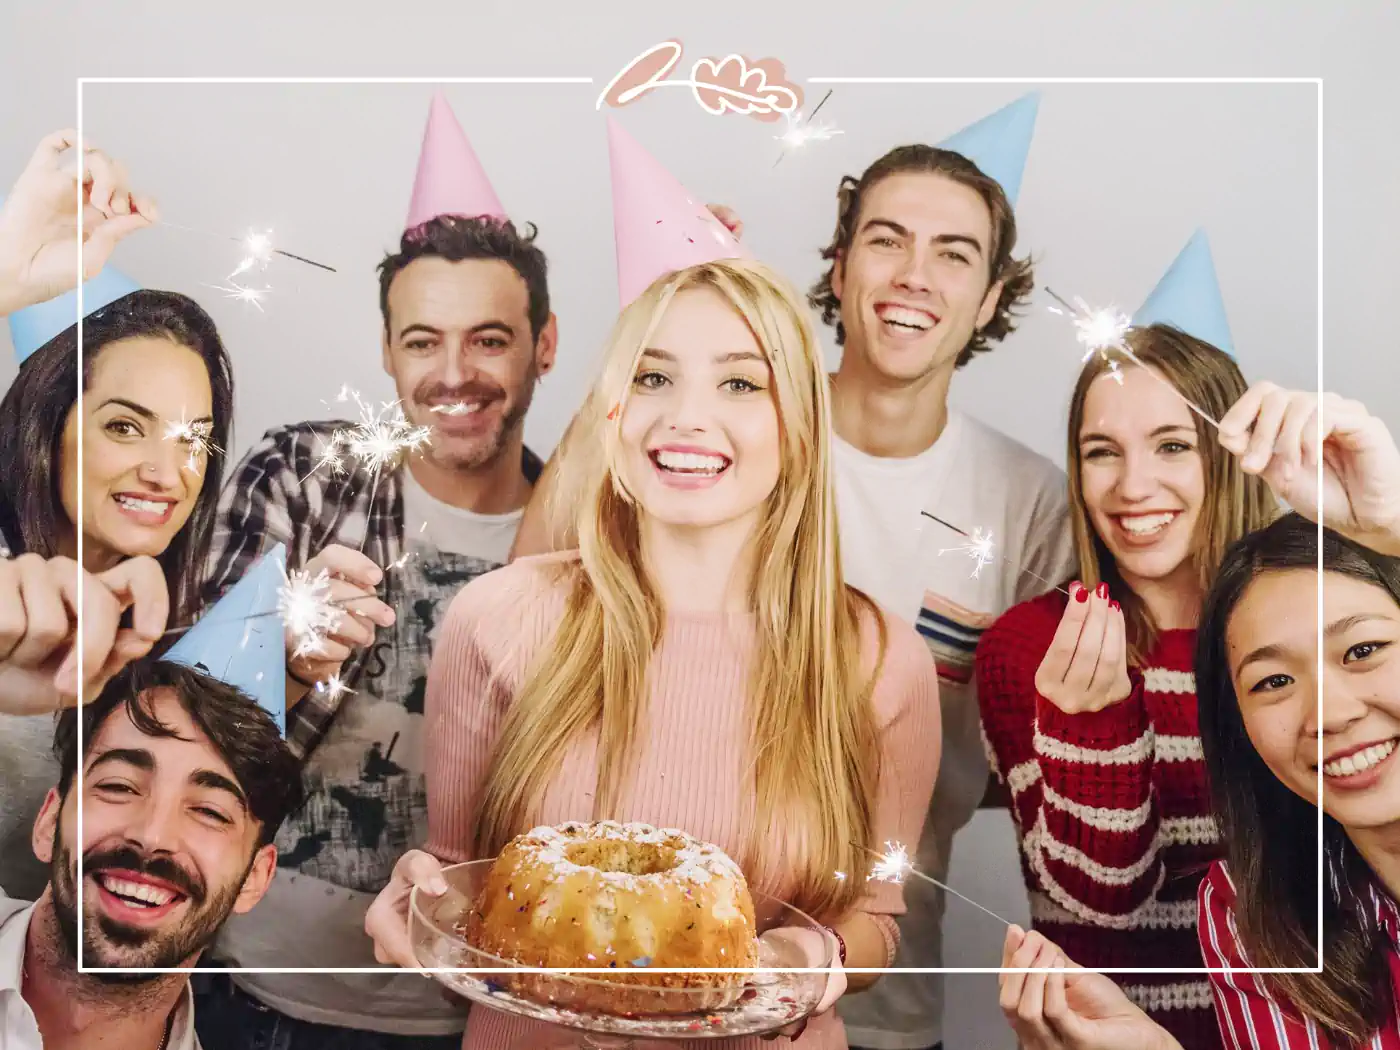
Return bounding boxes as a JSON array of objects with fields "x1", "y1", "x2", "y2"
[{"x1": 285, "y1": 544, "x2": 396, "y2": 687}]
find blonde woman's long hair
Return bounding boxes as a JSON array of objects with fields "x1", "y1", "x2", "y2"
[
  {"x1": 1066, "y1": 324, "x2": 1277, "y2": 665},
  {"x1": 474, "y1": 259, "x2": 885, "y2": 919}
]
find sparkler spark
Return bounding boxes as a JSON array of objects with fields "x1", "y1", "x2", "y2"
[
  {"x1": 855, "y1": 842, "x2": 1014, "y2": 928},
  {"x1": 1045, "y1": 287, "x2": 1222, "y2": 426},
  {"x1": 162, "y1": 414, "x2": 221, "y2": 476},
  {"x1": 228, "y1": 228, "x2": 276, "y2": 281},
  {"x1": 278, "y1": 565, "x2": 341, "y2": 659},
  {"x1": 316, "y1": 674, "x2": 354, "y2": 704},
  {"x1": 305, "y1": 387, "x2": 433, "y2": 481},
  {"x1": 204, "y1": 281, "x2": 269, "y2": 312},
  {"x1": 1047, "y1": 293, "x2": 1127, "y2": 385},
  {"x1": 773, "y1": 89, "x2": 841, "y2": 167},
  {"x1": 429, "y1": 402, "x2": 476, "y2": 417},
  {"x1": 938, "y1": 526, "x2": 996, "y2": 578},
  {"x1": 867, "y1": 841, "x2": 915, "y2": 884}
]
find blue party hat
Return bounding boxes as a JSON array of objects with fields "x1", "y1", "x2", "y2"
[
  {"x1": 164, "y1": 544, "x2": 288, "y2": 736},
  {"x1": 1133, "y1": 229, "x2": 1234, "y2": 357},
  {"x1": 937, "y1": 92, "x2": 1040, "y2": 206},
  {"x1": 5, "y1": 224, "x2": 142, "y2": 364}
]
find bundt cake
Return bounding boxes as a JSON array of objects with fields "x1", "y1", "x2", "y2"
[{"x1": 463, "y1": 820, "x2": 760, "y2": 1015}]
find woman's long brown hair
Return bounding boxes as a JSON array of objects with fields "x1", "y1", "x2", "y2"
[{"x1": 1065, "y1": 324, "x2": 1276, "y2": 665}]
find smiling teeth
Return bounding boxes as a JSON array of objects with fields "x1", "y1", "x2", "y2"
[
  {"x1": 430, "y1": 402, "x2": 482, "y2": 416},
  {"x1": 99, "y1": 875, "x2": 176, "y2": 907},
  {"x1": 115, "y1": 496, "x2": 168, "y2": 515},
  {"x1": 1324, "y1": 740, "x2": 1398, "y2": 778},
  {"x1": 878, "y1": 306, "x2": 934, "y2": 331},
  {"x1": 655, "y1": 451, "x2": 727, "y2": 474},
  {"x1": 1121, "y1": 513, "x2": 1175, "y2": 535}
]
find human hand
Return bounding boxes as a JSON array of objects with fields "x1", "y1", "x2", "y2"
[
  {"x1": 999, "y1": 926, "x2": 1182, "y2": 1050},
  {"x1": 1219, "y1": 383, "x2": 1400, "y2": 557},
  {"x1": 1034, "y1": 583, "x2": 1132, "y2": 715},
  {"x1": 0, "y1": 129, "x2": 158, "y2": 316},
  {"x1": 0, "y1": 554, "x2": 168, "y2": 714},
  {"x1": 285, "y1": 544, "x2": 396, "y2": 687},
  {"x1": 364, "y1": 849, "x2": 451, "y2": 970},
  {"x1": 706, "y1": 203, "x2": 744, "y2": 240},
  {"x1": 759, "y1": 926, "x2": 845, "y2": 1041}
]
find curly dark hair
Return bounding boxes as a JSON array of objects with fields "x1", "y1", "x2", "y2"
[
  {"x1": 377, "y1": 214, "x2": 550, "y2": 340},
  {"x1": 808, "y1": 145, "x2": 1035, "y2": 368},
  {"x1": 54, "y1": 659, "x2": 304, "y2": 848}
]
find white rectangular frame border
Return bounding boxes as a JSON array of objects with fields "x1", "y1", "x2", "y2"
[{"x1": 73, "y1": 72, "x2": 1321, "y2": 980}]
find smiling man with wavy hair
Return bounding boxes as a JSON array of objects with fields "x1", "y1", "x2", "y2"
[{"x1": 820, "y1": 143, "x2": 1076, "y2": 1050}]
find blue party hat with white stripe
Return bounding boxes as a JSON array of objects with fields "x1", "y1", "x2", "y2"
[
  {"x1": 164, "y1": 544, "x2": 288, "y2": 736},
  {"x1": 1133, "y1": 229, "x2": 1234, "y2": 357},
  {"x1": 937, "y1": 92, "x2": 1040, "y2": 207}
]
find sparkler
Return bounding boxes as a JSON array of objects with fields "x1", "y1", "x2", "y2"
[
  {"x1": 1045, "y1": 287, "x2": 1222, "y2": 429},
  {"x1": 162, "y1": 414, "x2": 221, "y2": 476},
  {"x1": 158, "y1": 220, "x2": 338, "y2": 274},
  {"x1": 921, "y1": 512, "x2": 1070, "y2": 597},
  {"x1": 938, "y1": 526, "x2": 996, "y2": 578},
  {"x1": 203, "y1": 280, "x2": 269, "y2": 312},
  {"x1": 773, "y1": 90, "x2": 841, "y2": 167},
  {"x1": 856, "y1": 841, "x2": 1013, "y2": 928},
  {"x1": 306, "y1": 386, "x2": 434, "y2": 483},
  {"x1": 316, "y1": 673, "x2": 354, "y2": 704},
  {"x1": 278, "y1": 564, "x2": 342, "y2": 659}
]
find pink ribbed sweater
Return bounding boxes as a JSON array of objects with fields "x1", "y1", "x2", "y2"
[{"x1": 423, "y1": 552, "x2": 942, "y2": 1050}]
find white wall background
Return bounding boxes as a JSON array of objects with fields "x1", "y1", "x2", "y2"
[{"x1": 1, "y1": 3, "x2": 1393, "y2": 1047}]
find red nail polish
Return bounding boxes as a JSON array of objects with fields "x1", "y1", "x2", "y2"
[
  {"x1": 1075, "y1": 585, "x2": 1089, "y2": 603},
  {"x1": 1110, "y1": 600, "x2": 1121, "y2": 612},
  {"x1": 606, "y1": 403, "x2": 618, "y2": 421},
  {"x1": 1096, "y1": 582, "x2": 1109, "y2": 600}
]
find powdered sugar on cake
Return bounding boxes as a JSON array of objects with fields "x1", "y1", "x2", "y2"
[{"x1": 518, "y1": 820, "x2": 745, "y2": 888}]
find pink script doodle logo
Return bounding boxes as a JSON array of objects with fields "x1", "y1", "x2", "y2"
[{"x1": 597, "y1": 40, "x2": 803, "y2": 123}]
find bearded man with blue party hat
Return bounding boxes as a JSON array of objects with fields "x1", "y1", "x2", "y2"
[{"x1": 0, "y1": 545, "x2": 302, "y2": 1050}]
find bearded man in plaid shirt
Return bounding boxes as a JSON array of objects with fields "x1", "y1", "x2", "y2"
[{"x1": 192, "y1": 191, "x2": 555, "y2": 1047}]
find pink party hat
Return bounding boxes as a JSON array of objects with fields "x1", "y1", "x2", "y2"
[
  {"x1": 405, "y1": 91, "x2": 507, "y2": 229},
  {"x1": 607, "y1": 115, "x2": 749, "y2": 307}
]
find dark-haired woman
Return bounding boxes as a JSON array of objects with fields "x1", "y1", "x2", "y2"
[
  {"x1": 0, "y1": 286, "x2": 235, "y2": 899},
  {"x1": 996, "y1": 388, "x2": 1400, "y2": 1050},
  {"x1": 1195, "y1": 390, "x2": 1400, "y2": 1049}
]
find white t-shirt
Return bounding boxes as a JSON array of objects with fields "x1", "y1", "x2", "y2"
[
  {"x1": 400, "y1": 467, "x2": 523, "y2": 563},
  {"x1": 833, "y1": 410, "x2": 1076, "y2": 1050}
]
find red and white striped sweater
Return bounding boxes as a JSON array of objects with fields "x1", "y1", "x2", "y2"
[{"x1": 976, "y1": 590, "x2": 1222, "y2": 1050}]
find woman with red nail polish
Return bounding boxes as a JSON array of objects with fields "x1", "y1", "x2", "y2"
[{"x1": 975, "y1": 325, "x2": 1276, "y2": 1049}]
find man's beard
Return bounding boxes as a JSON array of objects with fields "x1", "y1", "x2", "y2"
[
  {"x1": 416, "y1": 368, "x2": 537, "y2": 471},
  {"x1": 52, "y1": 834, "x2": 244, "y2": 983}
]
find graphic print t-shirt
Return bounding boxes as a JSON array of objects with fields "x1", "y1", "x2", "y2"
[
  {"x1": 833, "y1": 411, "x2": 1076, "y2": 1050},
  {"x1": 218, "y1": 474, "x2": 520, "y2": 1035}
]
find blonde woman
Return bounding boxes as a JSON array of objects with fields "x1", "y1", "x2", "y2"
[{"x1": 365, "y1": 258, "x2": 942, "y2": 1048}]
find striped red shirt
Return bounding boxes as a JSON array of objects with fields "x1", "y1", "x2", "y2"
[
  {"x1": 1199, "y1": 861, "x2": 1400, "y2": 1049},
  {"x1": 977, "y1": 590, "x2": 1220, "y2": 1049}
]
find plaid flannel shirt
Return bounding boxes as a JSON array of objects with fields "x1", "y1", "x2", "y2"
[{"x1": 201, "y1": 419, "x2": 542, "y2": 760}]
